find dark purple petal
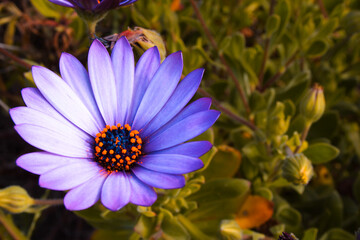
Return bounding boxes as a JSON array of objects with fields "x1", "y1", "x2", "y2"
[
  {"x1": 138, "y1": 154, "x2": 204, "y2": 174},
  {"x1": 150, "y1": 141, "x2": 212, "y2": 157},
  {"x1": 101, "y1": 172, "x2": 130, "y2": 211},
  {"x1": 127, "y1": 47, "x2": 160, "y2": 124},
  {"x1": 39, "y1": 160, "x2": 101, "y2": 190},
  {"x1": 60, "y1": 53, "x2": 105, "y2": 128},
  {"x1": 10, "y1": 107, "x2": 90, "y2": 142},
  {"x1": 49, "y1": 0, "x2": 75, "y2": 7},
  {"x1": 88, "y1": 40, "x2": 118, "y2": 126},
  {"x1": 16, "y1": 152, "x2": 82, "y2": 175},
  {"x1": 132, "y1": 166, "x2": 185, "y2": 189},
  {"x1": 118, "y1": 0, "x2": 137, "y2": 6},
  {"x1": 111, "y1": 37, "x2": 134, "y2": 125},
  {"x1": 72, "y1": 0, "x2": 98, "y2": 10},
  {"x1": 141, "y1": 68, "x2": 204, "y2": 137},
  {"x1": 132, "y1": 52, "x2": 183, "y2": 130},
  {"x1": 95, "y1": 0, "x2": 136, "y2": 12},
  {"x1": 32, "y1": 66, "x2": 101, "y2": 136},
  {"x1": 128, "y1": 173, "x2": 157, "y2": 206},
  {"x1": 144, "y1": 110, "x2": 219, "y2": 153},
  {"x1": 64, "y1": 174, "x2": 107, "y2": 211},
  {"x1": 14, "y1": 124, "x2": 93, "y2": 158}
]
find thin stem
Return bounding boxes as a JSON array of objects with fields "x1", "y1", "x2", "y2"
[
  {"x1": 257, "y1": 0, "x2": 276, "y2": 88},
  {"x1": 0, "y1": 211, "x2": 26, "y2": 240},
  {"x1": 258, "y1": 39, "x2": 270, "y2": 87},
  {"x1": 317, "y1": 0, "x2": 328, "y2": 18},
  {"x1": 33, "y1": 199, "x2": 63, "y2": 206},
  {"x1": 0, "y1": 47, "x2": 32, "y2": 70},
  {"x1": 260, "y1": 50, "x2": 299, "y2": 91},
  {"x1": 197, "y1": 88, "x2": 257, "y2": 131},
  {"x1": 294, "y1": 123, "x2": 311, "y2": 153},
  {"x1": 189, "y1": 0, "x2": 250, "y2": 114},
  {"x1": 87, "y1": 21, "x2": 97, "y2": 39},
  {"x1": 0, "y1": 99, "x2": 10, "y2": 113}
]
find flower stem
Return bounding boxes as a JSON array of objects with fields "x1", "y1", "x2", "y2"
[
  {"x1": 0, "y1": 47, "x2": 32, "y2": 70},
  {"x1": 257, "y1": 0, "x2": 276, "y2": 88},
  {"x1": 260, "y1": 50, "x2": 299, "y2": 92},
  {"x1": 317, "y1": 0, "x2": 328, "y2": 18},
  {"x1": 0, "y1": 211, "x2": 26, "y2": 240},
  {"x1": 294, "y1": 122, "x2": 311, "y2": 153},
  {"x1": 87, "y1": 20, "x2": 97, "y2": 39},
  {"x1": 33, "y1": 199, "x2": 64, "y2": 206},
  {"x1": 197, "y1": 88, "x2": 257, "y2": 131},
  {"x1": 189, "y1": 0, "x2": 250, "y2": 114}
]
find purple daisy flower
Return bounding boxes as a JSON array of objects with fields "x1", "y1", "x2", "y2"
[
  {"x1": 49, "y1": 0, "x2": 137, "y2": 13},
  {"x1": 10, "y1": 37, "x2": 220, "y2": 211}
]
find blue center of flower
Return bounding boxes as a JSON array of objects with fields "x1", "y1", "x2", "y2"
[{"x1": 94, "y1": 124, "x2": 142, "y2": 172}]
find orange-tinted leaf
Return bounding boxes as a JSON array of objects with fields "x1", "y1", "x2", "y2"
[{"x1": 235, "y1": 195, "x2": 274, "y2": 229}]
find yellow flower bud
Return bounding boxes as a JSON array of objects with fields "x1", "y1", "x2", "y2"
[
  {"x1": 282, "y1": 154, "x2": 314, "y2": 185},
  {"x1": 300, "y1": 84, "x2": 325, "y2": 123},
  {"x1": 267, "y1": 102, "x2": 291, "y2": 136},
  {"x1": 0, "y1": 186, "x2": 34, "y2": 214},
  {"x1": 220, "y1": 220, "x2": 242, "y2": 240}
]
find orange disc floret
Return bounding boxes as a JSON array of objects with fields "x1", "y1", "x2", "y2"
[{"x1": 93, "y1": 123, "x2": 143, "y2": 173}]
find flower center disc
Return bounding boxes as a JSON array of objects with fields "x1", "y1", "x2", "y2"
[{"x1": 94, "y1": 124, "x2": 142, "y2": 172}]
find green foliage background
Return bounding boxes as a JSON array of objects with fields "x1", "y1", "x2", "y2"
[{"x1": 1, "y1": 0, "x2": 360, "y2": 239}]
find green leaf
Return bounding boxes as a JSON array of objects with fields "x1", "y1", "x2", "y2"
[
  {"x1": 266, "y1": 14, "x2": 281, "y2": 36},
  {"x1": 276, "y1": 206, "x2": 301, "y2": 227},
  {"x1": 134, "y1": 215, "x2": 156, "y2": 239},
  {"x1": 274, "y1": 0, "x2": 291, "y2": 40},
  {"x1": 75, "y1": 204, "x2": 136, "y2": 231},
  {"x1": 319, "y1": 228, "x2": 354, "y2": 240},
  {"x1": 187, "y1": 179, "x2": 250, "y2": 220},
  {"x1": 161, "y1": 213, "x2": 190, "y2": 240},
  {"x1": 307, "y1": 111, "x2": 340, "y2": 139},
  {"x1": 306, "y1": 40, "x2": 328, "y2": 57},
  {"x1": 303, "y1": 228, "x2": 318, "y2": 240},
  {"x1": 303, "y1": 143, "x2": 340, "y2": 164},
  {"x1": 177, "y1": 215, "x2": 215, "y2": 240},
  {"x1": 202, "y1": 145, "x2": 241, "y2": 180},
  {"x1": 92, "y1": 229, "x2": 133, "y2": 240},
  {"x1": 276, "y1": 72, "x2": 310, "y2": 103},
  {"x1": 30, "y1": 0, "x2": 70, "y2": 18},
  {"x1": 220, "y1": 32, "x2": 246, "y2": 60}
]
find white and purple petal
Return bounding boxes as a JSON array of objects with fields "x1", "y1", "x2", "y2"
[
  {"x1": 60, "y1": 53, "x2": 105, "y2": 128},
  {"x1": 132, "y1": 52, "x2": 183, "y2": 130},
  {"x1": 111, "y1": 37, "x2": 134, "y2": 125},
  {"x1": 141, "y1": 68, "x2": 204, "y2": 137},
  {"x1": 132, "y1": 166, "x2": 185, "y2": 189},
  {"x1": 32, "y1": 66, "x2": 101, "y2": 136},
  {"x1": 127, "y1": 47, "x2": 160, "y2": 124},
  {"x1": 138, "y1": 154, "x2": 204, "y2": 174},
  {"x1": 88, "y1": 40, "x2": 118, "y2": 126},
  {"x1": 101, "y1": 171, "x2": 130, "y2": 211},
  {"x1": 16, "y1": 152, "x2": 82, "y2": 175},
  {"x1": 128, "y1": 173, "x2": 157, "y2": 206},
  {"x1": 39, "y1": 160, "x2": 101, "y2": 190},
  {"x1": 64, "y1": 174, "x2": 107, "y2": 211},
  {"x1": 14, "y1": 124, "x2": 92, "y2": 158},
  {"x1": 151, "y1": 141, "x2": 212, "y2": 157},
  {"x1": 144, "y1": 110, "x2": 219, "y2": 152}
]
